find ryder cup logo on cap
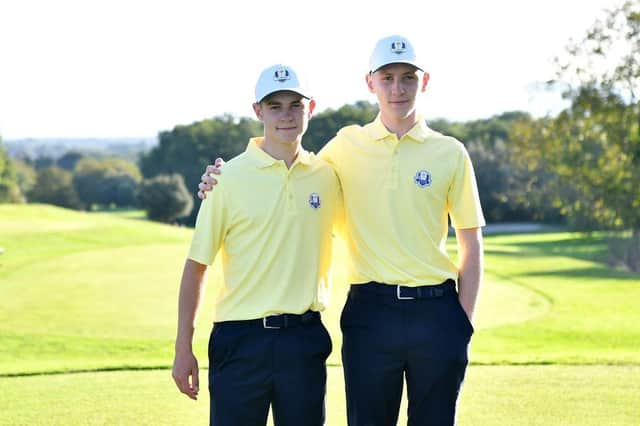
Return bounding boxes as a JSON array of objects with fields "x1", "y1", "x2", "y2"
[
  {"x1": 274, "y1": 67, "x2": 290, "y2": 81},
  {"x1": 369, "y1": 35, "x2": 423, "y2": 73},
  {"x1": 390, "y1": 40, "x2": 406, "y2": 53},
  {"x1": 255, "y1": 64, "x2": 311, "y2": 103}
]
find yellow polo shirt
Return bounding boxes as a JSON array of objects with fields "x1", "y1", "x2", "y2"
[
  {"x1": 319, "y1": 115, "x2": 485, "y2": 286},
  {"x1": 189, "y1": 138, "x2": 342, "y2": 321}
]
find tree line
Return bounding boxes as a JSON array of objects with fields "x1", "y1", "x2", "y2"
[
  {"x1": 0, "y1": 145, "x2": 195, "y2": 223},
  {"x1": 1, "y1": 104, "x2": 549, "y2": 225}
]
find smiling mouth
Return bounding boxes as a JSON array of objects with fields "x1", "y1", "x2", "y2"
[{"x1": 277, "y1": 127, "x2": 297, "y2": 130}]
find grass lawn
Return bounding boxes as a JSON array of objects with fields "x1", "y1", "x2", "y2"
[
  {"x1": 1, "y1": 365, "x2": 638, "y2": 425},
  {"x1": 1, "y1": 204, "x2": 639, "y2": 424}
]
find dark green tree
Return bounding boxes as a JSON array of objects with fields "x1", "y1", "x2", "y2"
[
  {"x1": 28, "y1": 166, "x2": 82, "y2": 209},
  {"x1": 33, "y1": 156, "x2": 55, "y2": 170},
  {"x1": 137, "y1": 174, "x2": 193, "y2": 223},
  {"x1": 73, "y1": 157, "x2": 142, "y2": 208},
  {"x1": 13, "y1": 159, "x2": 37, "y2": 199},
  {"x1": 305, "y1": 101, "x2": 378, "y2": 153},
  {"x1": 57, "y1": 151, "x2": 86, "y2": 171}
]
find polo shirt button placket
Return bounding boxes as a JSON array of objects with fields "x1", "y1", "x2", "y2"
[
  {"x1": 284, "y1": 173, "x2": 297, "y2": 216},
  {"x1": 390, "y1": 145, "x2": 400, "y2": 189}
]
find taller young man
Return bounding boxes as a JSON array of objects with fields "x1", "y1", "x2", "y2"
[
  {"x1": 198, "y1": 35, "x2": 485, "y2": 426},
  {"x1": 173, "y1": 64, "x2": 342, "y2": 426}
]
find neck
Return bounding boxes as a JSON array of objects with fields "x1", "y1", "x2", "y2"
[
  {"x1": 259, "y1": 138, "x2": 300, "y2": 168},
  {"x1": 379, "y1": 110, "x2": 419, "y2": 139}
]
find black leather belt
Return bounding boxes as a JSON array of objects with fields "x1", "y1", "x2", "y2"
[
  {"x1": 216, "y1": 310, "x2": 320, "y2": 329},
  {"x1": 350, "y1": 279, "x2": 456, "y2": 300}
]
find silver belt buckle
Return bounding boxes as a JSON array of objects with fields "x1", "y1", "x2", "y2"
[
  {"x1": 263, "y1": 317, "x2": 281, "y2": 329},
  {"x1": 396, "y1": 285, "x2": 415, "y2": 300}
]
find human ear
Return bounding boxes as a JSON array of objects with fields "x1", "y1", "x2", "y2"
[
  {"x1": 308, "y1": 99, "x2": 317, "y2": 117},
  {"x1": 365, "y1": 73, "x2": 375, "y2": 94},
  {"x1": 252, "y1": 103, "x2": 263, "y2": 121},
  {"x1": 421, "y1": 72, "x2": 430, "y2": 92}
]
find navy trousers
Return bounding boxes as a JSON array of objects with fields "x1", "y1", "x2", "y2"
[
  {"x1": 208, "y1": 311, "x2": 332, "y2": 426},
  {"x1": 341, "y1": 280, "x2": 474, "y2": 426}
]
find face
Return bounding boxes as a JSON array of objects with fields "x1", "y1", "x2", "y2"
[
  {"x1": 366, "y1": 63, "x2": 429, "y2": 122},
  {"x1": 253, "y1": 91, "x2": 316, "y2": 145}
]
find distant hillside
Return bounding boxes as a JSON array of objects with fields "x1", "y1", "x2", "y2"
[{"x1": 5, "y1": 137, "x2": 157, "y2": 161}]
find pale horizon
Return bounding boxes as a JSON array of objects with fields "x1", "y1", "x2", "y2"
[{"x1": 0, "y1": 0, "x2": 622, "y2": 139}]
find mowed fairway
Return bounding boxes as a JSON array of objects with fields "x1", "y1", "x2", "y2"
[
  {"x1": 2, "y1": 365, "x2": 639, "y2": 425},
  {"x1": 1, "y1": 204, "x2": 639, "y2": 425}
]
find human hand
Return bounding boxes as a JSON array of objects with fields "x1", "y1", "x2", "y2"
[
  {"x1": 172, "y1": 350, "x2": 200, "y2": 400},
  {"x1": 197, "y1": 157, "x2": 225, "y2": 200}
]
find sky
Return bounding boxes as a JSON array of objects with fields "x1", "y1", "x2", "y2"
[{"x1": 0, "y1": 0, "x2": 624, "y2": 139}]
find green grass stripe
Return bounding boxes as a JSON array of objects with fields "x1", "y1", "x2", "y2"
[
  {"x1": 1, "y1": 365, "x2": 638, "y2": 425},
  {"x1": 1, "y1": 204, "x2": 639, "y2": 376}
]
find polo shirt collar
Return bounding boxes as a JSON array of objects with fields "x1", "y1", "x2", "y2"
[
  {"x1": 246, "y1": 137, "x2": 312, "y2": 168},
  {"x1": 368, "y1": 114, "x2": 432, "y2": 143},
  {"x1": 405, "y1": 116, "x2": 433, "y2": 143}
]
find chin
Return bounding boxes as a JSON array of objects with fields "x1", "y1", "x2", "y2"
[
  {"x1": 277, "y1": 137, "x2": 301, "y2": 145},
  {"x1": 387, "y1": 109, "x2": 412, "y2": 120}
]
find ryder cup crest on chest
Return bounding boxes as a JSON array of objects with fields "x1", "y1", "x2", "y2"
[
  {"x1": 309, "y1": 193, "x2": 321, "y2": 209},
  {"x1": 414, "y1": 170, "x2": 432, "y2": 188}
]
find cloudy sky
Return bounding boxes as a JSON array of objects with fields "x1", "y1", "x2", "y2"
[{"x1": 0, "y1": 0, "x2": 622, "y2": 139}]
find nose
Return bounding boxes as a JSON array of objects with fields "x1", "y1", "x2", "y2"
[
  {"x1": 281, "y1": 106, "x2": 294, "y2": 121},
  {"x1": 391, "y1": 78, "x2": 405, "y2": 95}
]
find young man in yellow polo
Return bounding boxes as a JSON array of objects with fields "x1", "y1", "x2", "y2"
[
  {"x1": 198, "y1": 35, "x2": 484, "y2": 426},
  {"x1": 172, "y1": 64, "x2": 342, "y2": 426}
]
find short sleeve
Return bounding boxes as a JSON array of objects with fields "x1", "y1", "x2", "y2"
[
  {"x1": 447, "y1": 146, "x2": 486, "y2": 229},
  {"x1": 187, "y1": 183, "x2": 228, "y2": 265}
]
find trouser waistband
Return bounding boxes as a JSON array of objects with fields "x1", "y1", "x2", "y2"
[
  {"x1": 215, "y1": 310, "x2": 320, "y2": 329},
  {"x1": 350, "y1": 279, "x2": 456, "y2": 300}
]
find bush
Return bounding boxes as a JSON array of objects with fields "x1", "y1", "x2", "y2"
[{"x1": 137, "y1": 174, "x2": 193, "y2": 223}]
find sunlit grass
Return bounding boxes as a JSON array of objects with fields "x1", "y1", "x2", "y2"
[
  {"x1": 1, "y1": 365, "x2": 638, "y2": 426},
  {"x1": 1, "y1": 204, "x2": 639, "y2": 424}
]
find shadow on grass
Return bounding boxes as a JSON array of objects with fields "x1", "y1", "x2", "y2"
[
  {"x1": 491, "y1": 234, "x2": 621, "y2": 260},
  {"x1": 89, "y1": 208, "x2": 147, "y2": 221},
  {"x1": 518, "y1": 266, "x2": 639, "y2": 281},
  {"x1": 485, "y1": 232, "x2": 640, "y2": 278}
]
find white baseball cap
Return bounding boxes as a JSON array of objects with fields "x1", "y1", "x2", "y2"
[
  {"x1": 254, "y1": 64, "x2": 311, "y2": 103},
  {"x1": 369, "y1": 35, "x2": 423, "y2": 73}
]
